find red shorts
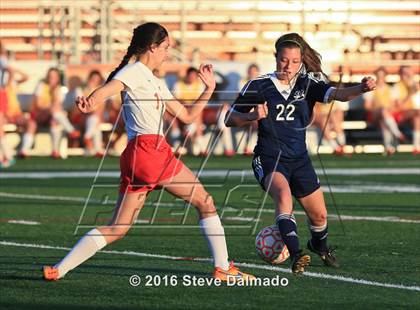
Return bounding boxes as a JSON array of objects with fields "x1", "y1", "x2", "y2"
[
  {"x1": 366, "y1": 110, "x2": 374, "y2": 124},
  {"x1": 119, "y1": 134, "x2": 184, "y2": 194},
  {"x1": 391, "y1": 111, "x2": 404, "y2": 124},
  {"x1": 0, "y1": 88, "x2": 8, "y2": 114}
]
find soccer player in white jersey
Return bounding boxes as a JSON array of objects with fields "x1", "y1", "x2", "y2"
[{"x1": 43, "y1": 22, "x2": 254, "y2": 282}]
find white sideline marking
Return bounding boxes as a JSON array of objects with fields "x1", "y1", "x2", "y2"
[
  {"x1": 1, "y1": 191, "x2": 419, "y2": 224},
  {"x1": 0, "y1": 192, "x2": 90, "y2": 203},
  {"x1": 134, "y1": 219, "x2": 150, "y2": 224},
  {"x1": 0, "y1": 240, "x2": 419, "y2": 292},
  {"x1": 1, "y1": 168, "x2": 420, "y2": 179},
  {"x1": 7, "y1": 220, "x2": 40, "y2": 225},
  {"x1": 224, "y1": 216, "x2": 260, "y2": 222},
  {"x1": 236, "y1": 262, "x2": 420, "y2": 292},
  {"x1": 240, "y1": 209, "x2": 420, "y2": 224}
]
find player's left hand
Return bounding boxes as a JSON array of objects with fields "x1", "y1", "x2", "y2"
[
  {"x1": 76, "y1": 96, "x2": 96, "y2": 113},
  {"x1": 198, "y1": 64, "x2": 216, "y2": 91},
  {"x1": 361, "y1": 77, "x2": 376, "y2": 92}
]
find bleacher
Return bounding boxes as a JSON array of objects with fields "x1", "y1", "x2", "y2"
[{"x1": 1, "y1": 0, "x2": 419, "y2": 65}]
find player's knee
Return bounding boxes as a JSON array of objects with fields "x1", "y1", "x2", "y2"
[
  {"x1": 311, "y1": 211, "x2": 327, "y2": 225},
  {"x1": 194, "y1": 194, "x2": 217, "y2": 215},
  {"x1": 107, "y1": 225, "x2": 131, "y2": 242}
]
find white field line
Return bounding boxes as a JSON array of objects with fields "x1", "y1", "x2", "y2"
[
  {"x1": 241, "y1": 209, "x2": 420, "y2": 224},
  {"x1": 1, "y1": 191, "x2": 419, "y2": 224},
  {"x1": 7, "y1": 220, "x2": 40, "y2": 225},
  {"x1": 0, "y1": 240, "x2": 419, "y2": 292},
  {"x1": 1, "y1": 168, "x2": 420, "y2": 179},
  {"x1": 224, "y1": 216, "x2": 260, "y2": 222}
]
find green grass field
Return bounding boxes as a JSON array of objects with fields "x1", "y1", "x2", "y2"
[{"x1": 1, "y1": 154, "x2": 419, "y2": 309}]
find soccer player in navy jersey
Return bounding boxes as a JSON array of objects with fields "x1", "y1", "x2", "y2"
[{"x1": 225, "y1": 33, "x2": 376, "y2": 274}]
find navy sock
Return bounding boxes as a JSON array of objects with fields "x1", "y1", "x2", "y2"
[
  {"x1": 309, "y1": 223, "x2": 328, "y2": 252},
  {"x1": 276, "y1": 214, "x2": 300, "y2": 257}
]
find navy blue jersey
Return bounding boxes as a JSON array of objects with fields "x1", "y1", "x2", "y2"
[{"x1": 232, "y1": 72, "x2": 334, "y2": 159}]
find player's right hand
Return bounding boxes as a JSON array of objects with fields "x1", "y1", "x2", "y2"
[
  {"x1": 252, "y1": 102, "x2": 268, "y2": 120},
  {"x1": 76, "y1": 96, "x2": 95, "y2": 113}
]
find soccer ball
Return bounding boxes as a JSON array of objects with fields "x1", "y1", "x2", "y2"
[{"x1": 255, "y1": 225, "x2": 290, "y2": 264}]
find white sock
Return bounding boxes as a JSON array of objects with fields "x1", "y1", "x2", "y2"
[
  {"x1": 413, "y1": 130, "x2": 420, "y2": 148},
  {"x1": 199, "y1": 215, "x2": 230, "y2": 270},
  {"x1": 50, "y1": 126, "x2": 62, "y2": 153},
  {"x1": 328, "y1": 138, "x2": 339, "y2": 149},
  {"x1": 384, "y1": 116, "x2": 402, "y2": 138},
  {"x1": 20, "y1": 133, "x2": 34, "y2": 152},
  {"x1": 221, "y1": 128, "x2": 234, "y2": 152},
  {"x1": 85, "y1": 114, "x2": 99, "y2": 139},
  {"x1": 93, "y1": 129, "x2": 103, "y2": 152},
  {"x1": 336, "y1": 132, "x2": 346, "y2": 146},
  {"x1": 382, "y1": 128, "x2": 393, "y2": 149},
  {"x1": 54, "y1": 228, "x2": 107, "y2": 279},
  {"x1": 53, "y1": 111, "x2": 75, "y2": 133},
  {"x1": 0, "y1": 137, "x2": 12, "y2": 160},
  {"x1": 195, "y1": 135, "x2": 205, "y2": 153}
]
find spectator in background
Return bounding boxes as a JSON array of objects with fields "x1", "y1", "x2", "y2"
[
  {"x1": 19, "y1": 68, "x2": 80, "y2": 158},
  {"x1": 173, "y1": 66, "x2": 206, "y2": 155},
  {"x1": 105, "y1": 91, "x2": 125, "y2": 156},
  {"x1": 392, "y1": 66, "x2": 420, "y2": 155},
  {"x1": 312, "y1": 104, "x2": 340, "y2": 154},
  {"x1": 364, "y1": 67, "x2": 406, "y2": 155},
  {"x1": 82, "y1": 70, "x2": 105, "y2": 157},
  {"x1": 65, "y1": 75, "x2": 83, "y2": 125},
  {"x1": 213, "y1": 70, "x2": 235, "y2": 156},
  {"x1": 64, "y1": 75, "x2": 83, "y2": 147},
  {"x1": 0, "y1": 40, "x2": 29, "y2": 167},
  {"x1": 240, "y1": 63, "x2": 260, "y2": 156}
]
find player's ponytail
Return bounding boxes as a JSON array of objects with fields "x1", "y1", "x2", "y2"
[
  {"x1": 275, "y1": 33, "x2": 325, "y2": 77},
  {"x1": 106, "y1": 22, "x2": 168, "y2": 83}
]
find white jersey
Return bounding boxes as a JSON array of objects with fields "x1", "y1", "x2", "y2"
[{"x1": 113, "y1": 61, "x2": 174, "y2": 140}]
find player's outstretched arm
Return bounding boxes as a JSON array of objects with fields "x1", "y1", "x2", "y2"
[
  {"x1": 166, "y1": 64, "x2": 215, "y2": 124},
  {"x1": 76, "y1": 79, "x2": 124, "y2": 113},
  {"x1": 225, "y1": 102, "x2": 268, "y2": 127},
  {"x1": 329, "y1": 76, "x2": 376, "y2": 102}
]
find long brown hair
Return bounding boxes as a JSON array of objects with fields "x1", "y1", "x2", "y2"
[
  {"x1": 106, "y1": 22, "x2": 168, "y2": 83},
  {"x1": 275, "y1": 33, "x2": 325, "y2": 76}
]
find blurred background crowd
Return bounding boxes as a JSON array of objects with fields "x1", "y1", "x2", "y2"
[{"x1": 0, "y1": 0, "x2": 419, "y2": 168}]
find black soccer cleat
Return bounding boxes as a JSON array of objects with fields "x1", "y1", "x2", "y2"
[
  {"x1": 290, "y1": 251, "x2": 311, "y2": 275},
  {"x1": 307, "y1": 240, "x2": 339, "y2": 268}
]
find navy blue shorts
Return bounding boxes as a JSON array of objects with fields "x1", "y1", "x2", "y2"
[{"x1": 252, "y1": 153, "x2": 320, "y2": 198}]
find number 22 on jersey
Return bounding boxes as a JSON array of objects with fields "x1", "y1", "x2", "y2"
[{"x1": 275, "y1": 103, "x2": 295, "y2": 121}]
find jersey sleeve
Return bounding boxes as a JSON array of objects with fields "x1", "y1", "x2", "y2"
[
  {"x1": 231, "y1": 80, "x2": 265, "y2": 113},
  {"x1": 112, "y1": 64, "x2": 142, "y2": 91},
  {"x1": 306, "y1": 73, "x2": 335, "y2": 104},
  {"x1": 158, "y1": 79, "x2": 175, "y2": 103}
]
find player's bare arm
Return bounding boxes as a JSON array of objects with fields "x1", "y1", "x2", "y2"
[
  {"x1": 329, "y1": 76, "x2": 376, "y2": 102},
  {"x1": 166, "y1": 64, "x2": 215, "y2": 124},
  {"x1": 76, "y1": 79, "x2": 124, "y2": 114},
  {"x1": 225, "y1": 102, "x2": 268, "y2": 127}
]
